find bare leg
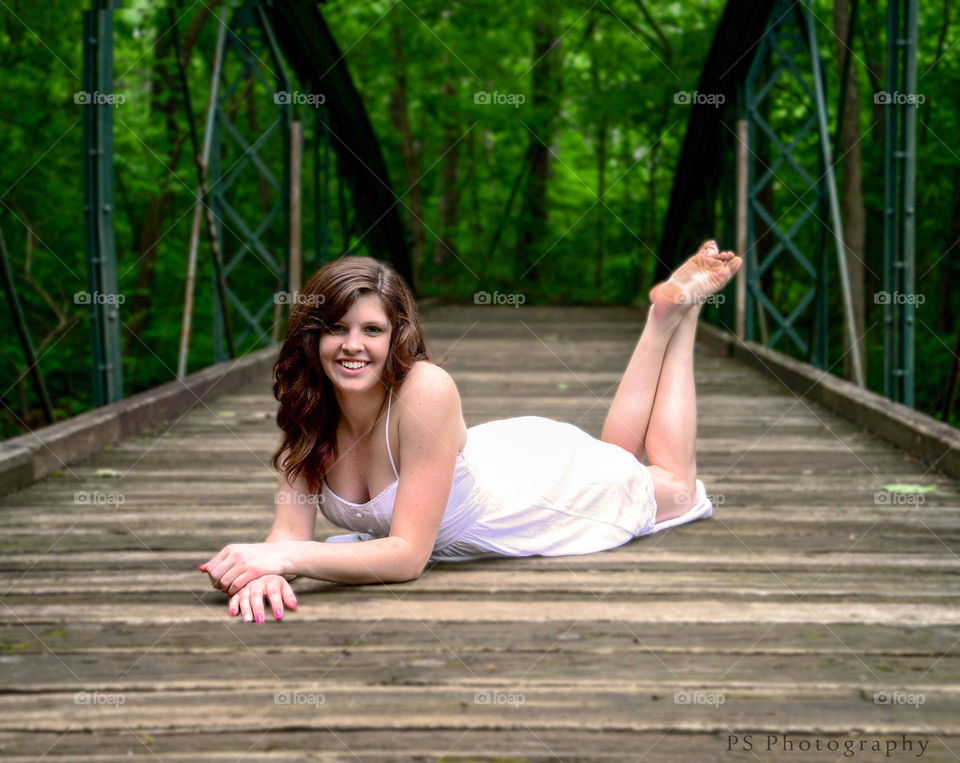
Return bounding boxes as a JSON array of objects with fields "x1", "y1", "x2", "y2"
[
  {"x1": 599, "y1": 304, "x2": 685, "y2": 461},
  {"x1": 645, "y1": 304, "x2": 701, "y2": 521}
]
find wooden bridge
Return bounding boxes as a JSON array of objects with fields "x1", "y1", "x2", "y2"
[{"x1": 1, "y1": 304, "x2": 959, "y2": 760}]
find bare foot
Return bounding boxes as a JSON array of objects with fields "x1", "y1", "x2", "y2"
[{"x1": 649, "y1": 240, "x2": 742, "y2": 316}]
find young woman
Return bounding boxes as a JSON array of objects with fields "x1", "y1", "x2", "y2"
[{"x1": 200, "y1": 242, "x2": 742, "y2": 623}]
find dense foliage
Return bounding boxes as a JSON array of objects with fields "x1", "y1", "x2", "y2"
[{"x1": 0, "y1": 0, "x2": 956, "y2": 439}]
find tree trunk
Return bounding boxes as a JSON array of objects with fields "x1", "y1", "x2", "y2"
[
  {"x1": 861, "y1": 0, "x2": 886, "y2": 143},
  {"x1": 592, "y1": 49, "x2": 606, "y2": 290},
  {"x1": 126, "y1": 6, "x2": 215, "y2": 342},
  {"x1": 834, "y1": 0, "x2": 868, "y2": 381},
  {"x1": 595, "y1": 116, "x2": 607, "y2": 289},
  {"x1": 433, "y1": 80, "x2": 462, "y2": 281},
  {"x1": 465, "y1": 131, "x2": 486, "y2": 279},
  {"x1": 388, "y1": 14, "x2": 424, "y2": 293},
  {"x1": 516, "y1": 9, "x2": 562, "y2": 284}
]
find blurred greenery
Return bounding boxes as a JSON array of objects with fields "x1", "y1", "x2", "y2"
[{"x1": 0, "y1": 0, "x2": 956, "y2": 439}]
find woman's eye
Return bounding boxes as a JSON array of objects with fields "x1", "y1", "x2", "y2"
[{"x1": 329, "y1": 325, "x2": 381, "y2": 333}]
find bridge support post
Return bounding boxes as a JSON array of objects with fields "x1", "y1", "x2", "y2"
[
  {"x1": 210, "y1": 0, "x2": 292, "y2": 363},
  {"x1": 741, "y1": 0, "x2": 855, "y2": 380},
  {"x1": 882, "y1": 0, "x2": 918, "y2": 407},
  {"x1": 82, "y1": 0, "x2": 123, "y2": 406}
]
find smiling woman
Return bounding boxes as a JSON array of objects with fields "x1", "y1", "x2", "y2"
[{"x1": 200, "y1": 247, "x2": 737, "y2": 624}]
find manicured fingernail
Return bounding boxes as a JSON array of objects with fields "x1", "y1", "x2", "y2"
[
  {"x1": 230, "y1": 608, "x2": 238, "y2": 616},
  {"x1": 274, "y1": 608, "x2": 282, "y2": 619},
  {"x1": 243, "y1": 614, "x2": 252, "y2": 622},
  {"x1": 255, "y1": 614, "x2": 264, "y2": 623}
]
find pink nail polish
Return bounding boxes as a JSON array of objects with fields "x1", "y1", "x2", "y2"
[
  {"x1": 255, "y1": 614, "x2": 264, "y2": 623},
  {"x1": 230, "y1": 609, "x2": 238, "y2": 616},
  {"x1": 275, "y1": 608, "x2": 283, "y2": 619}
]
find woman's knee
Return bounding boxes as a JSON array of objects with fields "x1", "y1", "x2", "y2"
[{"x1": 647, "y1": 465, "x2": 697, "y2": 522}]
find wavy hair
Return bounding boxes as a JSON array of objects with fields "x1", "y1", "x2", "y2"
[{"x1": 271, "y1": 255, "x2": 443, "y2": 497}]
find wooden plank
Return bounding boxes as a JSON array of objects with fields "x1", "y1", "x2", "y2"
[
  {"x1": 3, "y1": 620, "x2": 956, "y2": 656},
  {"x1": 0, "y1": 686, "x2": 956, "y2": 735},
  {"x1": 0, "y1": 728, "x2": 951, "y2": 761},
  {"x1": 4, "y1": 600, "x2": 960, "y2": 626},
  {"x1": 3, "y1": 646, "x2": 959, "y2": 691},
  {"x1": 4, "y1": 568, "x2": 960, "y2": 600}
]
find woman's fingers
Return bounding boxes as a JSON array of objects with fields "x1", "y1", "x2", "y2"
[
  {"x1": 219, "y1": 565, "x2": 244, "y2": 596},
  {"x1": 228, "y1": 576, "x2": 294, "y2": 624},
  {"x1": 238, "y1": 588, "x2": 253, "y2": 623},
  {"x1": 249, "y1": 584, "x2": 266, "y2": 624},
  {"x1": 265, "y1": 580, "x2": 285, "y2": 621},
  {"x1": 226, "y1": 570, "x2": 257, "y2": 597},
  {"x1": 281, "y1": 579, "x2": 298, "y2": 611}
]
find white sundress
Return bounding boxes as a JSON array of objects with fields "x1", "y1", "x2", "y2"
[{"x1": 320, "y1": 387, "x2": 714, "y2": 563}]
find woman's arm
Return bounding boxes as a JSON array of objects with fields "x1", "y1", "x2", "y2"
[
  {"x1": 203, "y1": 366, "x2": 463, "y2": 592},
  {"x1": 200, "y1": 472, "x2": 317, "y2": 591},
  {"x1": 266, "y1": 472, "x2": 320, "y2": 582},
  {"x1": 277, "y1": 368, "x2": 462, "y2": 585}
]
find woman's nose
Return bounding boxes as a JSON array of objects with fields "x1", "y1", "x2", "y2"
[{"x1": 343, "y1": 332, "x2": 364, "y2": 351}]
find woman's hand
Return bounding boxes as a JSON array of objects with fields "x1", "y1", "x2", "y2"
[
  {"x1": 228, "y1": 574, "x2": 298, "y2": 623},
  {"x1": 199, "y1": 542, "x2": 295, "y2": 596}
]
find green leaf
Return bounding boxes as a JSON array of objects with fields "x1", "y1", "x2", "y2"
[{"x1": 881, "y1": 484, "x2": 937, "y2": 494}]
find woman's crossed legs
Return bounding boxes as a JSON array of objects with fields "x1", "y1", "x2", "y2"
[{"x1": 601, "y1": 240, "x2": 742, "y2": 523}]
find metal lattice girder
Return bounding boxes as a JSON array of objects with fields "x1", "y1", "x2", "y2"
[
  {"x1": 743, "y1": 0, "x2": 858, "y2": 384},
  {"x1": 82, "y1": 0, "x2": 123, "y2": 405},
  {"x1": 883, "y1": 0, "x2": 918, "y2": 407},
  {"x1": 210, "y1": 0, "x2": 291, "y2": 362}
]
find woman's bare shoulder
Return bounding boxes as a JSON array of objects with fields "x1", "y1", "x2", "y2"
[{"x1": 399, "y1": 361, "x2": 459, "y2": 397}]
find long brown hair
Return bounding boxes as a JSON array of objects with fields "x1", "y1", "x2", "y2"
[{"x1": 271, "y1": 255, "x2": 443, "y2": 497}]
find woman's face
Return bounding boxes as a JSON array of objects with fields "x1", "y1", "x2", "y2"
[{"x1": 319, "y1": 293, "x2": 393, "y2": 391}]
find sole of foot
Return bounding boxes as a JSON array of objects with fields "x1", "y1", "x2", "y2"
[{"x1": 648, "y1": 239, "x2": 742, "y2": 317}]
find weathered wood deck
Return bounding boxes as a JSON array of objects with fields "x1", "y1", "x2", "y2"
[{"x1": 2, "y1": 304, "x2": 959, "y2": 761}]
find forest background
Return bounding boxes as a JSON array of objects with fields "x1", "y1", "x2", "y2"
[{"x1": 0, "y1": 0, "x2": 956, "y2": 438}]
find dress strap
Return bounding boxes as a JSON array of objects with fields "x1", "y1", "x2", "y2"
[{"x1": 385, "y1": 387, "x2": 399, "y2": 480}]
